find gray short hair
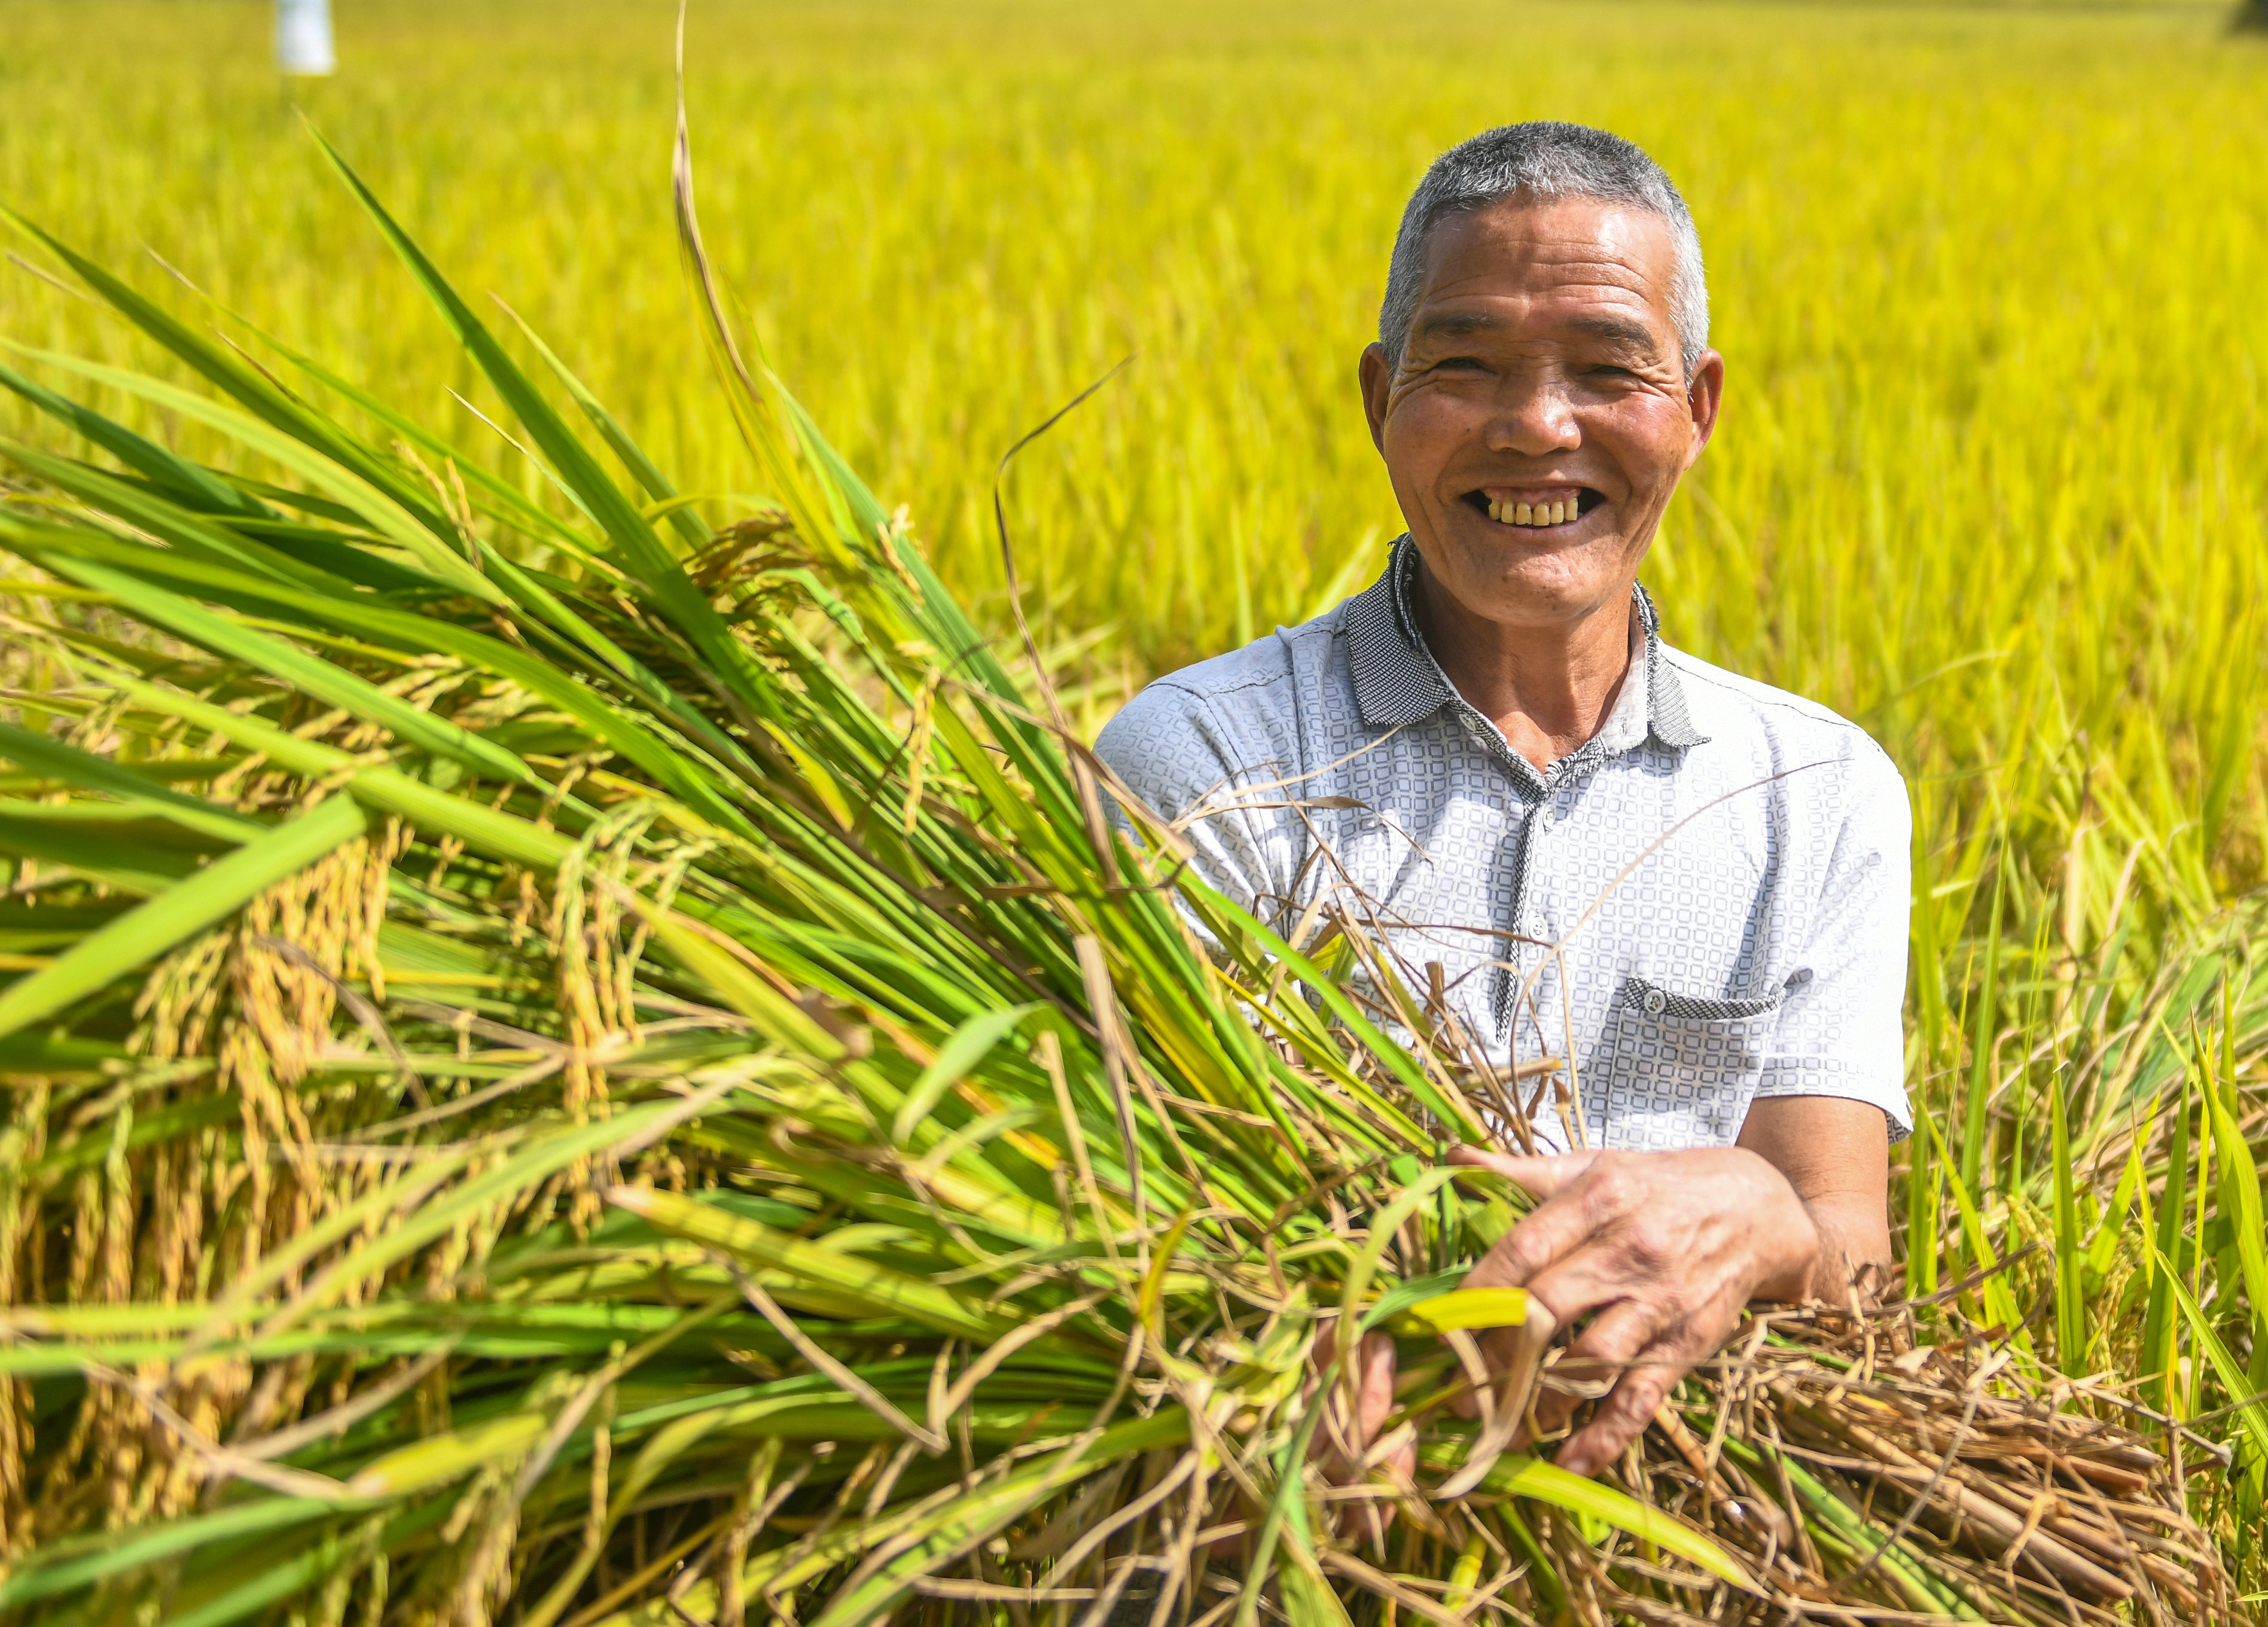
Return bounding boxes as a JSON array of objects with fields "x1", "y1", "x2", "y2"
[{"x1": 1379, "y1": 122, "x2": 1709, "y2": 376}]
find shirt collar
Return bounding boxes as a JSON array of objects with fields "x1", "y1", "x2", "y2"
[{"x1": 1344, "y1": 536, "x2": 1707, "y2": 752}]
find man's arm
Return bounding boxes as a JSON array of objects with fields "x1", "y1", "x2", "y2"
[
  {"x1": 1737, "y1": 1094, "x2": 1891, "y2": 1299},
  {"x1": 1093, "y1": 678, "x2": 1301, "y2": 928}
]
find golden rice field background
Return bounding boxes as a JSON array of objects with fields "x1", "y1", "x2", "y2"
[
  {"x1": 7, "y1": 0, "x2": 2268, "y2": 1571},
  {"x1": 7, "y1": 0, "x2": 2267, "y2": 870}
]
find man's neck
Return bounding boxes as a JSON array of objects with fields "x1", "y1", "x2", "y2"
[{"x1": 1409, "y1": 559, "x2": 1638, "y2": 774}]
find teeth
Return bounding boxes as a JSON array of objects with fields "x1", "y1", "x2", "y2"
[{"x1": 1486, "y1": 496, "x2": 1584, "y2": 526}]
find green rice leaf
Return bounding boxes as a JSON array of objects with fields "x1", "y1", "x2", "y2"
[
  {"x1": 0, "y1": 1494, "x2": 339, "y2": 1609},
  {"x1": 0, "y1": 719, "x2": 263, "y2": 845},
  {"x1": 1486, "y1": 1457, "x2": 1758, "y2": 1594},
  {"x1": 891, "y1": 1002, "x2": 1042, "y2": 1145},
  {"x1": 28, "y1": 550, "x2": 551, "y2": 794},
  {"x1": 0, "y1": 794, "x2": 367, "y2": 1042},
  {"x1": 2153, "y1": 1247, "x2": 2268, "y2": 1474},
  {"x1": 2, "y1": 345, "x2": 499, "y2": 601},
  {"x1": 608, "y1": 1185, "x2": 1015, "y2": 1342}
]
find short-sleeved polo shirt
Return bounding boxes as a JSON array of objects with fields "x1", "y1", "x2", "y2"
[{"x1": 1096, "y1": 540, "x2": 1913, "y2": 1152}]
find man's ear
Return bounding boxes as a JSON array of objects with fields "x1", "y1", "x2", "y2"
[
  {"x1": 1358, "y1": 343, "x2": 1392, "y2": 456},
  {"x1": 1681, "y1": 350, "x2": 1726, "y2": 470}
]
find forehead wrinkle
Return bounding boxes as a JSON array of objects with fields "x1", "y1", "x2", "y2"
[
  {"x1": 1422, "y1": 263, "x2": 1663, "y2": 313},
  {"x1": 1407, "y1": 215, "x2": 1681, "y2": 361},
  {"x1": 1420, "y1": 212, "x2": 1675, "y2": 319}
]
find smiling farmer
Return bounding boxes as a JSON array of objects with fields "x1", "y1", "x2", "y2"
[{"x1": 1098, "y1": 123, "x2": 1911, "y2": 1481}]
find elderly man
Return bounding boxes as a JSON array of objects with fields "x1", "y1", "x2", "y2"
[{"x1": 1097, "y1": 123, "x2": 1910, "y2": 1480}]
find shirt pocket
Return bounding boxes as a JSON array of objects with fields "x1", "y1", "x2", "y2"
[{"x1": 1584, "y1": 977, "x2": 1785, "y2": 1151}]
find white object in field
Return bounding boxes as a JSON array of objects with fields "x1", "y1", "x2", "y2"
[{"x1": 277, "y1": 0, "x2": 336, "y2": 76}]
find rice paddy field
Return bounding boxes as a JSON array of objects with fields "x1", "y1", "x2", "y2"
[{"x1": 4, "y1": 0, "x2": 2268, "y2": 1620}]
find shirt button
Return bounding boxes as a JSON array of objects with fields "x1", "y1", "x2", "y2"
[{"x1": 1642, "y1": 988, "x2": 1668, "y2": 1016}]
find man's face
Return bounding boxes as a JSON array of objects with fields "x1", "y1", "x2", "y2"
[{"x1": 1359, "y1": 196, "x2": 1723, "y2": 633}]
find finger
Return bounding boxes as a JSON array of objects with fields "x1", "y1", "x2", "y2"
[
  {"x1": 1301, "y1": 1317, "x2": 1358, "y2": 1472},
  {"x1": 1554, "y1": 1346, "x2": 1684, "y2": 1479},
  {"x1": 1304, "y1": 1324, "x2": 1395, "y2": 1474},
  {"x1": 1387, "y1": 1428, "x2": 1415, "y2": 1485},
  {"x1": 1461, "y1": 1181, "x2": 1610, "y2": 1293},
  {"x1": 1509, "y1": 1239, "x2": 1659, "y2": 1337},
  {"x1": 1334, "y1": 1334, "x2": 1406, "y2": 1543},
  {"x1": 1356, "y1": 1331, "x2": 1397, "y2": 1447},
  {"x1": 1449, "y1": 1145, "x2": 1599, "y2": 1199}
]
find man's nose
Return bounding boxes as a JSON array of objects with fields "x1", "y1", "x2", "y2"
[{"x1": 1484, "y1": 368, "x2": 1581, "y2": 455}]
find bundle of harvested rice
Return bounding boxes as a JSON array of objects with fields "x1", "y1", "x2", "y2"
[
  {"x1": 0, "y1": 120, "x2": 2238, "y2": 1627},
  {"x1": 1625, "y1": 1304, "x2": 2232, "y2": 1624}
]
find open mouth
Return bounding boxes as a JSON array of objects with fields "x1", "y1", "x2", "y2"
[{"x1": 1462, "y1": 488, "x2": 1604, "y2": 529}]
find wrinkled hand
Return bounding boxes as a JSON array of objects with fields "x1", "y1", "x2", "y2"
[{"x1": 1449, "y1": 1144, "x2": 1822, "y2": 1477}]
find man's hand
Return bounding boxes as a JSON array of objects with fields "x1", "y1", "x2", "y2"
[
  {"x1": 1447, "y1": 1100, "x2": 1889, "y2": 1477},
  {"x1": 1447, "y1": 1144, "x2": 1816, "y2": 1475},
  {"x1": 1307, "y1": 1101, "x2": 1891, "y2": 1485}
]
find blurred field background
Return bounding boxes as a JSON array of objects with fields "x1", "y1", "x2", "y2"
[{"x1": 7, "y1": 0, "x2": 2268, "y2": 1572}]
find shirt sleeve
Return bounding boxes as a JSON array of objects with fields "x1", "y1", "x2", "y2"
[
  {"x1": 1093, "y1": 680, "x2": 1305, "y2": 934},
  {"x1": 1751, "y1": 739, "x2": 1915, "y2": 1139}
]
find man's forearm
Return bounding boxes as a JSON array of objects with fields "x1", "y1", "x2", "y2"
[
  {"x1": 1794, "y1": 1193, "x2": 1893, "y2": 1302},
  {"x1": 1737, "y1": 1095, "x2": 1894, "y2": 1304},
  {"x1": 1743, "y1": 1187, "x2": 1888, "y2": 1303}
]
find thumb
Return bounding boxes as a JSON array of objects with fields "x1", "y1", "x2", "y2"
[
  {"x1": 1449, "y1": 1145, "x2": 1599, "y2": 1200},
  {"x1": 1356, "y1": 1330, "x2": 1398, "y2": 1444}
]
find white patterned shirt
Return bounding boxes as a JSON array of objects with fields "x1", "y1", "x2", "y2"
[{"x1": 1096, "y1": 540, "x2": 1912, "y2": 1151}]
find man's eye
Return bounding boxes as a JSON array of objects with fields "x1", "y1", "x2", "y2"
[{"x1": 1434, "y1": 356, "x2": 1489, "y2": 372}]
